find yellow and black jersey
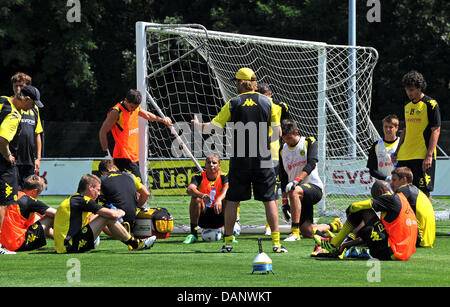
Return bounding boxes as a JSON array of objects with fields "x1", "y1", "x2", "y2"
[
  {"x1": 273, "y1": 100, "x2": 290, "y2": 122},
  {"x1": 396, "y1": 184, "x2": 435, "y2": 247},
  {"x1": 211, "y1": 91, "x2": 281, "y2": 170},
  {"x1": 54, "y1": 193, "x2": 103, "y2": 254},
  {"x1": 17, "y1": 105, "x2": 43, "y2": 166},
  {"x1": 98, "y1": 171, "x2": 142, "y2": 223},
  {"x1": 1, "y1": 96, "x2": 43, "y2": 166},
  {"x1": 397, "y1": 96, "x2": 441, "y2": 161},
  {"x1": 0, "y1": 97, "x2": 22, "y2": 171}
]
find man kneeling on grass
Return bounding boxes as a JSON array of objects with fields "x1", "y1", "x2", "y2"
[{"x1": 53, "y1": 174, "x2": 155, "y2": 254}]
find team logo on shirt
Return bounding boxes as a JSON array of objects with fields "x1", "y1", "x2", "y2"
[
  {"x1": 242, "y1": 99, "x2": 257, "y2": 107},
  {"x1": 430, "y1": 100, "x2": 437, "y2": 109}
]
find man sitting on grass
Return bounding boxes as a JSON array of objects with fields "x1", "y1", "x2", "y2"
[
  {"x1": 53, "y1": 174, "x2": 155, "y2": 254},
  {"x1": 184, "y1": 155, "x2": 229, "y2": 243},
  {"x1": 0, "y1": 175, "x2": 55, "y2": 252},
  {"x1": 315, "y1": 180, "x2": 418, "y2": 261}
]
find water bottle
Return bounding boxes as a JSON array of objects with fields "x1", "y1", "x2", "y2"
[
  {"x1": 108, "y1": 204, "x2": 123, "y2": 223},
  {"x1": 206, "y1": 187, "x2": 216, "y2": 208}
]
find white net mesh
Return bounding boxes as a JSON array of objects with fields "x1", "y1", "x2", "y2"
[{"x1": 141, "y1": 23, "x2": 381, "y2": 229}]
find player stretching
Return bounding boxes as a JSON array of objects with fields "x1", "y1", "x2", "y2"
[{"x1": 315, "y1": 180, "x2": 418, "y2": 261}]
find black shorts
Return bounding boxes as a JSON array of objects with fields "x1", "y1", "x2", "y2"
[
  {"x1": 226, "y1": 168, "x2": 277, "y2": 202},
  {"x1": 198, "y1": 207, "x2": 224, "y2": 229},
  {"x1": 65, "y1": 225, "x2": 95, "y2": 253},
  {"x1": 17, "y1": 221, "x2": 47, "y2": 252},
  {"x1": 298, "y1": 183, "x2": 323, "y2": 225},
  {"x1": 113, "y1": 158, "x2": 142, "y2": 181},
  {"x1": 396, "y1": 159, "x2": 435, "y2": 193},
  {"x1": 357, "y1": 218, "x2": 394, "y2": 260},
  {"x1": 0, "y1": 167, "x2": 19, "y2": 206}
]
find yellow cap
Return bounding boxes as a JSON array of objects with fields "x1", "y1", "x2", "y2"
[{"x1": 235, "y1": 67, "x2": 256, "y2": 81}]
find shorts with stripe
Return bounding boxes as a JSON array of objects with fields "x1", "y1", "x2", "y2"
[
  {"x1": 0, "y1": 167, "x2": 18, "y2": 206},
  {"x1": 17, "y1": 221, "x2": 47, "y2": 252},
  {"x1": 356, "y1": 218, "x2": 394, "y2": 260},
  {"x1": 64, "y1": 224, "x2": 95, "y2": 253},
  {"x1": 396, "y1": 159, "x2": 435, "y2": 193}
]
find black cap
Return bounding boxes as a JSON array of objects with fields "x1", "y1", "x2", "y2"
[{"x1": 21, "y1": 86, "x2": 44, "y2": 108}]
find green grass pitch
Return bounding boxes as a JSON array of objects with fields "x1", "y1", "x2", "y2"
[{"x1": 0, "y1": 195, "x2": 449, "y2": 287}]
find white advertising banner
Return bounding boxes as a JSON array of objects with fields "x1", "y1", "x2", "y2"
[
  {"x1": 325, "y1": 159, "x2": 450, "y2": 196},
  {"x1": 36, "y1": 159, "x2": 450, "y2": 196},
  {"x1": 38, "y1": 160, "x2": 93, "y2": 195}
]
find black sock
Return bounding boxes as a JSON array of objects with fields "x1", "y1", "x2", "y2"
[
  {"x1": 190, "y1": 224, "x2": 198, "y2": 237},
  {"x1": 124, "y1": 236, "x2": 139, "y2": 249}
]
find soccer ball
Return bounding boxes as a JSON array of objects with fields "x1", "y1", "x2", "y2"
[
  {"x1": 233, "y1": 223, "x2": 241, "y2": 236},
  {"x1": 201, "y1": 228, "x2": 223, "y2": 242}
]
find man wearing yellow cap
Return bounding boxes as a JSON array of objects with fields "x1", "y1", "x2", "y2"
[{"x1": 192, "y1": 67, "x2": 285, "y2": 253}]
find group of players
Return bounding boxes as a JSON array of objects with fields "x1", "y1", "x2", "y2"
[
  {"x1": 0, "y1": 68, "x2": 440, "y2": 261},
  {"x1": 0, "y1": 74, "x2": 172, "y2": 254},
  {"x1": 314, "y1": 70, "x2": 440, "y2": 260}
]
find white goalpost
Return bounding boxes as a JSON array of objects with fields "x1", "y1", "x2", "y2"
[{"x1": 135, "y1": 22, "x2": 381, "y2": 231}]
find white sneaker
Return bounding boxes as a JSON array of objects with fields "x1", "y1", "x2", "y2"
[
  {"x1": 219, "y1": 245, "x2": 233, "y2": 253},
  {"x1": 273, "y1": 245, "x2": 288, "y2": 253},
  {"x1": 0, "y1": 246, "x2": 16, "y2": 255},
  {"x1": 264, "y1": 227, "x2": 271, "y2": 236},
  {"x1": 283, "y1": 233, "x2": 301, "y2": 242},
  {"x1": 143, "y1": 236, "x2": 157, "y2": 250}
]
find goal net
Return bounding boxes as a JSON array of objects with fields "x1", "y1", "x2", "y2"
[{"x1": 136, "y1": 22, "x2": 381, "y2": 232}]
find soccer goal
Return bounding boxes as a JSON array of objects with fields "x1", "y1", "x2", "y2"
[{"x1": 136, "y1": 22, "x2": 380, "y2": 232}]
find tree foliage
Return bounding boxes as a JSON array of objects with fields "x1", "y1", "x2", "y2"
[{"x1": 0, "y1": 0, "x2": 448, "y2": 123}]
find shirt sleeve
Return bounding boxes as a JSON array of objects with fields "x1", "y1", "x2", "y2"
[
  {"x1": 132, "y1": 173, "x2": 143, "y2": 191},
  {"x1": 28, "y1": 198, "x2": 50, "y2": 215},
  {"x1": 366, "y1": 141, "x2": 377, "y2": 169},
  {"x1": 34, "y1": 107, "x2": 44, "y2": 134},
  {"x1": 279, "y1": 101, "x2": 290, "y2": 121},
  {"x1": 221, "y1": 174, "x2": 228, "y2": 185},
  {"x1": 303, "y1": 137, "x2": 318, "y2": 175},
  {"x1": 279, "y1": 149, "x2": 288, "y2": 191},
  {"x1": 427, "y1": 99, "x2": 441, "y2": 127},
  {"x1": 366, "y1": 141, "x2": 387, "y2": 180},
  {"x1": 0, "y1": 111, "x2": 21, "y2": 142},
  {"x1": 211, "y1": 101, "x2": 231, "y2": 129},
  {"x1": 371, "y1": 194, "x2": 401, "y2": 222},
  {"x1": 85, "y1": 198, "x2": 103, "y2": 213},
  {"x1": 270, "y1": 102, "x2": 281, "y2": 126},
  {"x1": 189, "y1": 175, "x2": 203, "y2": 187}
]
